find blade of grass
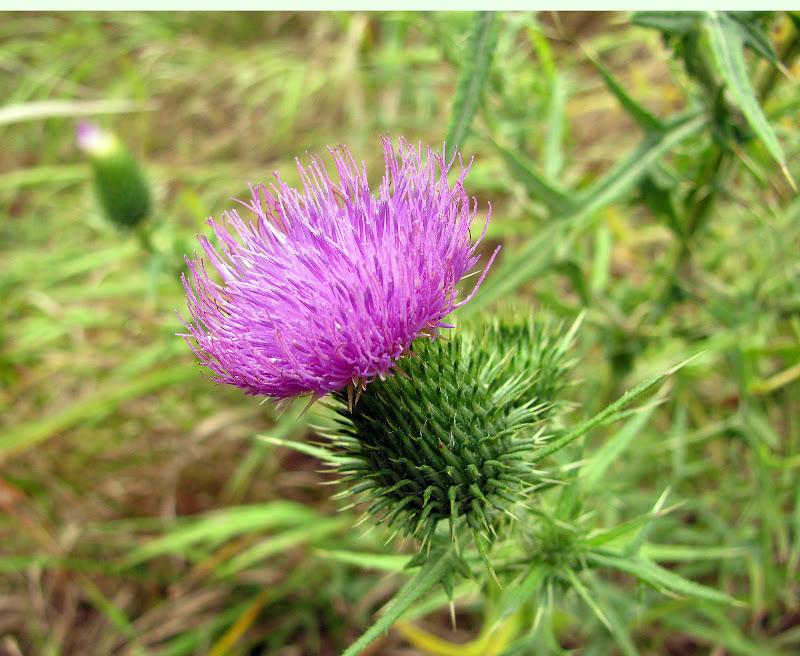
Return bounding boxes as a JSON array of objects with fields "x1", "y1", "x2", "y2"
[
  {"x1": 544, "y1": 74, "x2": 567, "y2": 179},
  {"x1": 207, "y1": 588, "x2": 273, "y2": 656},
  {"x1": 124, "y1": 502, "x2": 323, "y2": 566},
  {"x1": 0, "y1": 99, "x2": 153, "y2": 126},
  {"x1": 213, "y1": 517, "x2": 347, "y2": 577},
  {"x1": 0, "y1": 365, "x2": 196, "y2": 462},
  {"x1": 315, "y1": 550, "x2": 410, "y2": 572}
]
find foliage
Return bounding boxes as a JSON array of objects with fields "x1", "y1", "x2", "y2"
[{"x1": 1, "y1": 10, "x2": 799, "y2": 656}]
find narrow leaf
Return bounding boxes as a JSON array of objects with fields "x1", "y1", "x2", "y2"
[
  {"x1": 588, "y1": 53, "x2": 665, "y2": 133},
  {"x1": 125, "y1": 502, "x2": 321, "y2": 565},
  {"x1": 461, "y1": 113, "x2": 706, "y2": 317},
  {"x1": 0, "y1": 366, "x2": 196, "y2": 462},
  {"x1": 631, "y1": 11, "x2": 701, "y2": 35},
  {"x1": 492, "y1": 565, "x2": 547, "y2": 628},
  {"x1": 445, "y1": 12, "x2": 499, "y2": 157},
  {"x1": 316, "y1": 549, "x2": 410, "y2": 572},
  {"x1": 581, "y1": 399, "x2": 661, "y2": 486},
  {"x1": 214, "y1": 518, "x2": 347, "y2": 577},
  {"x1": 544, "y1": 74, "x2": 567, "y2": 178},
  {"x1": 729, "y1": 12, "x2": 779, "y2": 63},
  {"x1": 342, "y1": 546, "x2": 455, "y2": 656},
  {"x1": 588, "y1": 552, "x2": 743, "y2": 606},
  {"x1": 706, "y1": 11, "x2": 794, "y2": 186},
  {"x1": 531, "y1": 356, "x2": 696, "y2": 464},
  {"x1": 257, "y1": 434, "x2": 344, "y2": 465},
  {"x1": 490, "y1": 137, "x2": 574, "y2": 214}
]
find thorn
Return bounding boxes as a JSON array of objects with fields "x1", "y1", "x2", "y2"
[{"x1": 298, "y1": 394, "x2": 321, "y2": 418}]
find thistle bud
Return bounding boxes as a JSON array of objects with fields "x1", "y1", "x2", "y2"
[
  {"x1": 76, "y1": 121, "x2": 152, "y2": 229},
  {"x1": 330, "y1": 317, "x2": 575, "y2": 550}
]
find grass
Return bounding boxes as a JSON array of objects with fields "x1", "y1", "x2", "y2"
[{"x1": 1, "y1": 10, "x2": 799, "y2": 656}]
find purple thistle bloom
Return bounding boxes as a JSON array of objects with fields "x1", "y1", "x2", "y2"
[{"x1": 181, "y1": 137, "x2": 498, "y2": 401}]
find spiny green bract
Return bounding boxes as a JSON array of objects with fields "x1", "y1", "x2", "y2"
[{"x1": 330, "y1": 317, "x2": 575, "y2": 550}]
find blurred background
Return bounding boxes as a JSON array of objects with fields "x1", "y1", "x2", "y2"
[{"x1": 1, "y1": 11, "x2": 799, "y2": 656}]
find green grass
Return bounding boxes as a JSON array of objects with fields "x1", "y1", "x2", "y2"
[{"x1": 1, "y1": 10, "x2": 799, "y2": 656}]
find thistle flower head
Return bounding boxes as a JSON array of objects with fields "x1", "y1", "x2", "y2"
[
  {"x1": 330, "y1": 316, "x2": 576, "y2": 549},
  {"x1": 181, "y1": 137, "x2": 497, "y2": 401}
]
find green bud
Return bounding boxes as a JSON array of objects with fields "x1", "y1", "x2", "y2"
[
  {"x1": 77, "y1": 122, "x2": 152, "y2": 229},
  {"x1": 330, "y1": 316, "x2": 576, "y2": 551}
]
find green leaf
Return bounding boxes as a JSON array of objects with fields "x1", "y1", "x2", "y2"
[
  {"x1": 631, "y1": 12, "x2": 702, "y2": 35},
  {"x1": 728, "y1": 12, "x2": 779, "y2": 63},
  {"x1": 461, "y1": 112, "x2": 706, "y2": 318},
  {"x1": 124, "y1": 502, "x2": 322, "y2": 566},
  {"x1": 588, "y1": 551, "x2": 743, "y2": 606},
  {"x1": 0, "y1": 366, "x2": 196, "y2": 462},
  {"x1": 491, "y1": 565, "x2": 547, "y2": 629},
  {"x1": 564, "y1": 569, "x2": 638, "y2": 656},
  {"x1": 445, "y1": 12, "x2": 499, "y2": 157},
  {"x1": 582, "y1": 513, "x2": 656, "y2": 549},
  {"x1": 544, "y1": 74, "x2": 567, "y2": 178},
  {"x1": 256, "y1": 434, "x2": 344, "y2": 465},
  {"x1": 584, "y1": 574, "x2": 641, "y2": 656},
  {"x1": 342, "y1": 545, "x2": 455, "y2": 656},
  {"x1": 706, "y1": 11, "x2": 793, "y2": 185},
  {"x1": 489, "y1": 137, "x2": 574, "y2": 215},
  {"x1": 553, "y1": 259, "x2": 590, "y2": 306},
  {"x1": 214, "y1": 517, "x2": 347, "y2": 577},
  {"x1": 316, "y1": 550, "x2": 410, "y2": 572},
  {"x1": 581, "y1": 400, "x2": 660, "y2": 487},
  {"x1": 530, "y1": 356, "x2": 696, "y2": 464},
  {"x1": 640, "y1": 543, "x2": 749, "y2": 562},
  {"x1": 639, "y1": 173, "x2": 684, "y2": 237},
  {"x1": 589, "y1": 53, "x2": 665, "y2": 133}
]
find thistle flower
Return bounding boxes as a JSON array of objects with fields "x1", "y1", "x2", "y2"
[
  {"x1": 330, "y1": 317, "x2": 576, "y2": 550},
  {"x1": 76, "y1": 121, "x2": 152, "y2": 229},
  {"x1": 181, "y1": 137, "x2": 498, "y2": 401}
]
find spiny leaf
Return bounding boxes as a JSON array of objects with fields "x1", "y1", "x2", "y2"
[
  {"x1": 631, "y1": 11, "x2": 702, "y2": 35},
  {"x1": 530, "y1": 356, "x2": 697, "y2": 464},
  {"x1": 728, "y1": 12, "x2": 779, "y2": 63},
  {"x1": 705, "y1": 11, "x2": 794, "y2": 187},
  {"x1": 577, "y1": 573, "x2": 640, "y2": 656},
  {"x1": 342, "y1": 545, "x2": 456, "y2": 656},
  {"x1": 445, "y1": 11, "x2": 499, "y2": 158},
  {"x1": 588, "y1": 51, "x2": 665, "y2": 133},
  {"x1": 580, "y1": 398, "x2": 661, "y2": 487},
  {"x1": 461, "y1": 112, "x2": 706, "y2": 317},
  {"x1": 491, "y1": 565, "x2": 547, "y2": 629},
  {"x1": 587, "y1": 551, "x2": 743, "y2": 606},
  {"x1": 489, "y1": 136, "x2": 574, "y2": 215}
]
